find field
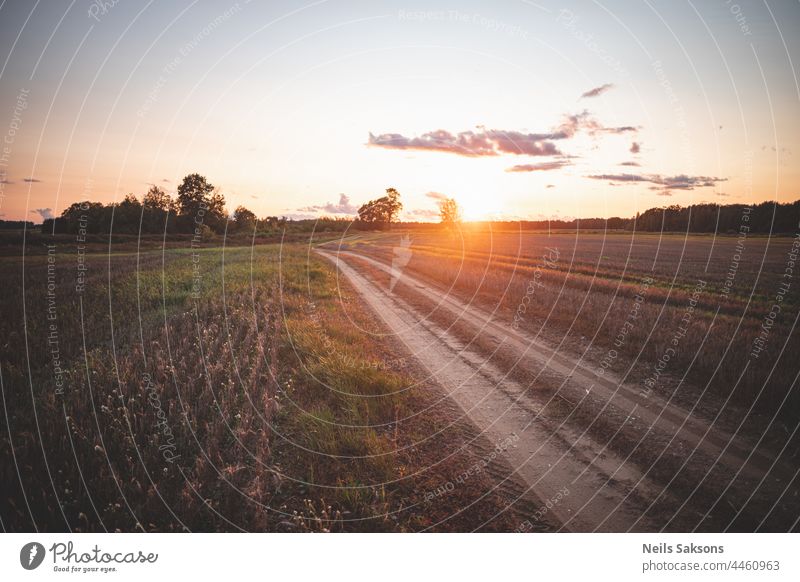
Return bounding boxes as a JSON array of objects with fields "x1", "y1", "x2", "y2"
[
  {"x1": 2, "y1": 228, "x2": 799, "y2": 532},
  {"x1": 317, "y1": 228, "x2": 800, "y2": 531},
  {"x1": 333, "y1": 228, "x2": 800, "y2": 417},
  {"x1": 0, "y1": 235, "x2": 527, "y2": 532}
]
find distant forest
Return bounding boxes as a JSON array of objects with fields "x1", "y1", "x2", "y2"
[
  {"x1": 1, "y1": 173, "x2": 798, "y2": 236},
  {"x1": 512, "y1": 200, "x2": 800, "y2": 234},
  {"x1": 0, "y1": 220, "x2": 34, "y2": 230}
]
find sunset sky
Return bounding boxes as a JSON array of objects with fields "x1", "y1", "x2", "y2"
[{"x1": 0, "y1": 0, "x2": 798, "y2": 223}]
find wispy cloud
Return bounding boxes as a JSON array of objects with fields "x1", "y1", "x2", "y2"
[
  {"x1": 619, "y1": 161, "x2": 640, "y2": 167},
  {"x1": 297, "y1": 193, "x2": 358, "y2": 215},
  {"x1": 581, "y1": 83, "x2": 614, "y2": 98},
  {"x1": 405, "y1": 208, "x2": 439, "y2": 219},
  {"x1": 424, "y1": 191, "x2": 455, "y2": 212},
  {"x1": 24, "y1": 177, "x2": 42, "y2": 183},
  {"x1": 587, "y1": 173, "x2": 726, "y2": 194},
  {"x1": 368, "y1": 129, "x2": 561, "y2": 157},
  {"x1": 506, "y1": 160, "x2": 571, "y2": 172},
  {"x1": 424, "y1": 191, "x2": 449, "y2": 201},
  {"x1": 589, "y1": 174, "x2": 647, "y2": 183},
  {"x1": 630, "y1": 141, "x2": 640, "y2": 154},
  {"x1": 601, "y1": 126, "x2": 638, "y2": 135},
  {"x1": 31, "y1": 208, "x2": 53, "y2": 220},
  {"x1": 555, "y1": 111, "x2": 637, "y2": 138}
]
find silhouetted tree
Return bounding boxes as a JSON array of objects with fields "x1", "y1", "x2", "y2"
[
  {"x1": 143, "y1": 185, "x2": 171, "y2": 211},
  {"x1": 110, "y1": 193, "x2": 142, "y2": 234},
  {"x1": 177, "y1": 174, "x2": 214, "y2": 216},
  {"x1": 232, "y1": 205, "x2": 256, "y2": 232},
  {"x1": 439, "y1": 197, "x2": 462, "y2": 226},
  {"x1": 142, "y1": 185, "x2": 176, "y2": 233},
  {"x1": 357, "y1": 187, "x2": 403, "y2": 227},
  {"x1": 175, "y1": 173, "x2": 226, "y2": 233}
]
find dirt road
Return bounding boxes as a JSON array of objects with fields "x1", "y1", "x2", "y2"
[{"x1": 315, "y1": 248, "x2": 798, "y2": 532}]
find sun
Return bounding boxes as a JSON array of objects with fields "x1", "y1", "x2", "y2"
[{"x1": 456, "y1": 192, "x2": 506, "y2": 221}]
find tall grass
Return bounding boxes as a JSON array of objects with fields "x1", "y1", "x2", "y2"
[{"x1": 1, "y1": 241, "x2": 516, "y2": 531}]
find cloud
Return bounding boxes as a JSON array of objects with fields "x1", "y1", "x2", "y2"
[
  {"x1": 630, "y1": 141, "x2": 640, "y2": 154},
  {"x1": 284, "y1": 212, "x2": 318, "y2": 220},
  {"x1": 369, "y1": 130, "x2": 497, "y2": 156},
  {"x1": 31, "y1": 208, "x2": 54, "y2": 220},
  {"x1": 482, "y1": 130, "x2": 562, "y2": 156},
  {"x1": 405, "y1": 208, "x2": 440, "y2": 220},
  {"x1": 581, "y1": 83, "x2": 614, "y2": 99},
  {"x1": 589, "y1": 173, "x2": 648, "y2": 183},
  {"x1": 555, "y1": 111, "x2": 597, "y2": 138},
  {"x1": 425, "y1": 191, "x2": 449, "y2": 201},
  {"x1": 424, "y1": 191, "x2": 455, "y2": 212},
  {"x1": 24, "y1": 177, "x2": 42, "y2": 183},
  {"x1": 369, "y1": 109, "x2": 639, "y2": 161},
  {"x1": 368, "y1": 129, "x2": 561, "y2": 157},
  {"x1": 555, "y1": 111, "x2": 637, "y2": 138},
  {"x1": 619, "y1": 161, "x2": 640, "y2": 167},
  {"x1": 658, "y1": 175, "x2": 726, "y2": 189},
  {"x1": 602, "y1": 126, "x2": 638, "y2": 134},
  {"x1": 586, "y1": 173, "x2": 726, "y2": 192},
  {"x1": 161, "y1": 178, "x2": 170, "y2": 183},
  {"x1": 0, "y1": 178, "x2": 13, "y2": 184},
  {"x1": 506, "y1": 160, "x2": 571, "y2": 172},
  {"x1": 546, "y1": 184, "x2": 555, "y2": 188},
  {"x1": 297, "y1": 193, "x2": 358, "y2": 215}
]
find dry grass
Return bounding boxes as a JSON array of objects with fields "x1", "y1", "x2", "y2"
[{"x1": 1, "y1": 239, "x2": 525, "y2": 532}]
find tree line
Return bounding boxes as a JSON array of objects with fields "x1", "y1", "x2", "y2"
[
  {"x1": 507, "y1": 200, "x2": 800, "y2": 233},
  {"x1": 40, "y1": 173, "x2": 287, "y2": 237},
  {"x1": 21, "y1": 172, "x2": 800, "y2": 236},
  {"x1": 0, "y1": 219, "x2": 34, "y2": 230},
  {"x1": 633, "y1": 201, "x2": 800, "y2": 233}
]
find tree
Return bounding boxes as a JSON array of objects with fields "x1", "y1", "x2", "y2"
[
  {"x1": 143, "y1": 185, "x2": 175, "y2": 233},
  {"x1": 232, "y1": 205, "x2": 256, "y2": 232},
  {"x1": 113, "y1": 193, "x2": 142, "y2": 234},
  {"x1": 61, "y1": 201, "x2": 106, "y2": 233},
  {"x1": 204, "y1": 190, "x2": 228, "y2": 233},
  {"x1": 357, "y1": 187, "x2": 403, "y2": 226},
  {"x1": 143, "y1": 185, "x2": 171, "y2": 211},
  {"x1": 175, "y1": 173, "x2": 226, "y2": 233},
  {"x1": 177, "y1": 173, "x2": 215, "y2": 216},
  {"x1": 439, "y1": 197, "x2": 462, "y2": 227}
]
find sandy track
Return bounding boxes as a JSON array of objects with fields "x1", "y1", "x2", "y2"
[
  {"x1": 335, "y1": 251, "x2": 774, "y2": 473},
  {"x1": 316, "y1": 248, "x2": 794, "y2": 531},
  {"x1": 318, "y1": 249, "x2": 680, "y2": 531}
]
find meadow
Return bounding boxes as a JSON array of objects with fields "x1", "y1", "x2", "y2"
[
  {"x1": 0, "y1": 234, "x2": 523, "y2": 532},
  {"x1": 3, "y1": 226, "x2": 798, "y2": 533}
]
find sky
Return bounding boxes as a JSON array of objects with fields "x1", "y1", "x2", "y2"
[{"x1": 0, "y1": 0, "x2": 798, "y2": 223}]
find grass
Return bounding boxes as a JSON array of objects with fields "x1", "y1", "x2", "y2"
[{"x1": 1, "y1": 236, "x2": 523, "y2": 532}]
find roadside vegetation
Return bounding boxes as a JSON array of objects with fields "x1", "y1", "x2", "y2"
[{"x1": 0, "y1": 237, "x2": 522, "y2": 532}]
